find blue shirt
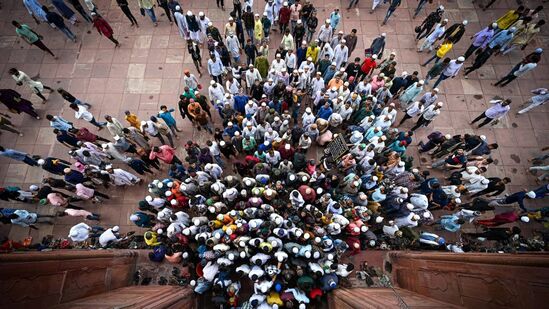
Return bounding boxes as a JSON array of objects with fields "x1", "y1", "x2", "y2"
[
  {"x1": 158, "y1": 109, "x2": 177, "y2": 126},
  {"x1": 440, "y1": 215, "x2": 461, "y2": 232},
  {"x1": 49, "y1": 116, "x2": 73, "y2": 131},
  {"x1": 233, "y1": 95, "x2": 249, "y2": 114},
  {"x1": 317, "y1": 106, "x2": 333, "y2": 120},
  {"x1": 0, "y1": 149, "x2": 29, "y2": 161}
]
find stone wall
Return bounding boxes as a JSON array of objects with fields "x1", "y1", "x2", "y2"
[
  {"x1": 0, "y1": 250, "x2": 138, "y2": 308},
  {"x1": 386, "y1": 251, "x2": 549, "y2": 309}
]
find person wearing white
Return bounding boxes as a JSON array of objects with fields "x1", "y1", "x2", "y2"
[
  {"x1": 411, "y1": 102, "x2": 443, "y2": 131},
  {"x1": 245, "y1": 66, "x2": 262, "y2": 89},
  {"x1": 108, "y1": 167, "x2": 141, "y2": 186},
  {"x1": 418, "y1": 20, "x2": 447, "y2": 52},
  {"x1": 320, "y1": 43, "x2": 334, "y2": 61},
  {"x1": 226, "y1": 77, "x2": 240, "y2": 95},
  {"x1": 317, "y1": 20, "x2": 333, "y2": 47},
  {"x1": 99, "y1": 226, "x2": 121, "y2": 247},
  {"x1": 310, "y1": 73, "x2": 325, "y2": 94},
  {"x1": 183, "y1": 71, "x2": 199, "y2": 90},
  {"x1": 285, "y1": 52, "x2": 297, "y2": 73},
  {"x1": 226, "y1": 33, "x2": 241, "y2": 63},
  {"x1": 10, "y1": 69, "x2": 53, "y2": 102},
  {"x1": 208, "y1": 81, "x2": 226, "y2": 104},
  {"x1": 333, "y1": 41, "x2": 349, "y2": 69},
  {"x1": 395, "y1": 212, "x2": 420, "y2": 228},
  {"x1": 298, "y1": 57, "x2": 315, "y2": 76},
  {"x1": 102, "y1": 142, "x2": 128, "y2": 162},
  {"x1": 69, "y1": 222, "x2": 92, "y2": 242},
  {"x1": 197, "y1": 12, "x2": 210, "y2": 42},
  {"x1": 270, "y1": 54, "x2": 287, "y2": 74},
  {"x1": 207, "y1": 55, "x2": 225, "y2": 83},
  {"x1": 301, "y1": 108, "x2": 316, "y2": 129},
  {"x1": 517, "y1": 88, "x2": 549, "y2": 114},
  {"x1": 174, "y1": 7, "x2": 190, "y2": 40}
]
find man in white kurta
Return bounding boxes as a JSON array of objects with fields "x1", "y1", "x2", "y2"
[
  {"x1": 333, "y1": 41, "x2": 349, "y2": 69},
  {"x1": 174, "y1": 7, "x2": 190, "y2": 40},
  {"x1": 108, "y1": 167, "x2": 141, "y2": 186}
]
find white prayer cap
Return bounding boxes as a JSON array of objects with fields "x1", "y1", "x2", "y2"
[
  {"x1": 526, "y1": 191, "x2": 536, "y2": 198},
  {"x1": 436, "y1": 102, "x2": 444, "y2": 107},
  {"x1": 325, "y1": 19, "x2": 330, "y2": 23},
  {"x1": 375, "y1": 216, "x2": 384, "y2": 223},
  {"x1": 457, "y1": 56, "x2": 465, "y2": 62},
  {"x1": 175, "y1": 5, "x2": 181, "y2": 10},
  {"x1": 199, "y1": 11, "x2": 204, "y2": 16},
  {"x1": 521, "y1": 216, "x2": 530, "y2": 223},
  {"x1": 210, "y1": 80, "x2": 216, "y2": 85},
  {"x1": 462, "y1": 20, "x2": 468, "y2": 25},
  {"x1": 187, "y1": 10, "x2": 193, "y2": 16},
  {"x1": 372, "y1": 54, "x2": 378, "y2": 59},
  {"x1": 381, "y1": 33, "x2": 386, "y2": 37},
  {"x1": 418, "y1": 80, "x2": 425, "y2": 85},
  {"x1": 130, "y1": 214, "x2": 139, "y2": 221}
]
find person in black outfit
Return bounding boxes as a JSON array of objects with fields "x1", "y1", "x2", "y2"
[
  {"x1": 464, "y1": 45, "x2": 498, "y2": 77},
  {"x1": 416, "y1": 7, "x2": 443, "y2": 40},
  {"x1": 66, "y1": 0, "x2": 92, "y2": 22},
  {"x1": 116, "y1": 0, "x2": 138, "y2": 26},
  {"x1": 157, "y1": 0, "x2": 173, "y2": 23},
  {"x1": 440, "y1": 21, "x2": 467, "y2": 44},
  {"x1": 187, "y1": 40, "x2": 202, "y2": 76},
  {"x1": 244, "y1": 39, "x2": 258, "y2": 66},
  {"x1": 464, "y1": 227, "x2": 521, "y2": 241}
]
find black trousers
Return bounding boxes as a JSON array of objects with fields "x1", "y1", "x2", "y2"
[
  {"x1": 158, "y1": 3, "x2": 173, "y2": 22},
  {"x1": 33, "y1": 40, "x2": 55, "y2": 57},
  {"x1": 471, "y1": 111, "x2": 493, "y2": 128},
  {"x1": 120, "y1": 5, "x2": 138, "y2": 25}
]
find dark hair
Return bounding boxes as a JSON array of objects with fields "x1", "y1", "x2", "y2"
[
  {"x1": 443, "y1": 58, "x2": 451, "y2": 63},
  {"x1": 160, "y1": 105, "x2": 167, "y2": 110},
  {"x1": 8, "y1": 68, "x2": 18, "y2": 75},
  {"x1": 489, "y1": 143, "x2": 499, "y2": 149},
  {"x1": 503, "y1": 177, "x2": 511, "y2": 183},
  {"x1": 69, "y1": 103, "x2": 78, "y2": 109},
  {"x1": 352, "y1": 29, "x2": 357, "y2": 33},
  {"x1": 46, "y1": 114, "x2": 54, "y2": 120},
  {"x1": 11, "y1": 21, "x2": 20, "y2": 27},
  {"x1": 457, "y1": 219, "x2": 466, "y2": 225}
]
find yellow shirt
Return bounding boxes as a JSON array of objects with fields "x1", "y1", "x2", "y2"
[
  {"x1": 436, "y1": 43, "x2": 453, "y2": 58},
  {"x1": 306, "y1": 46, "x2": 320, "y2": 63},
  {"x1": 254, "y1": 20, "x2": 264, "y2": 42},
  {"x1": 496, "y1": 10, "x2": 519, "y2": 30},
  {"x1": 144, "y1": 232, "x2": 160, "y2": 246},
  {"x1": 125, "y1": 114, "x2": 140, "y2": 129}
]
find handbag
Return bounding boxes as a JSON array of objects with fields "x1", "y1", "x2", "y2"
[{"x1": 140, "y1": 8, "x2": 145, "y2": 16}]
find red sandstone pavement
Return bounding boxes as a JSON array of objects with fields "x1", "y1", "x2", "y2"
[{"x1": 0, "y1": 0, "x2": 547, "y2": 243}]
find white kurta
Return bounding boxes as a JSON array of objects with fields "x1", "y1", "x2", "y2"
[
  {"x1": 333, "y1": 45, "x2": 349, "y2": 69},
  {"x1": 12, "y1": 70, "x2": 43, "y2": 93},
  {"x1": 174, "y1": 12, "x2": 190, "y2": 40},
  {"x1": 226, "y1": 35, "x2": 240, "y2": 57},
  {"x1": 110, "y1": 169, "x2": 140, "y2": 186}
]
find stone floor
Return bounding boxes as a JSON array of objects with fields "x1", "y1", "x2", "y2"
[{"x1": 0, "y1": 0, "x2": 547, "y2": 243}]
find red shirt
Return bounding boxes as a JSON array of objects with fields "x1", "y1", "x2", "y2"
[
  {"x1": 150, "y1": 145, "x2": 176, "y2": 163},
  {"x1": 361, "y1": 58, "x2": 377, "y2": 74},
  {"x1": 93, "y1": 17, "x2": 113, "y2": 37},
  {"x1": 279, "y1": 7, "x2": 291, "y2": 24},
  {"x1": 75, "y1": 128, "x2": 97, "y2": 142}
]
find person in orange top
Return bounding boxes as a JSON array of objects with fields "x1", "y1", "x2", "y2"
[
  {"x1": 124, "y1": 110, "x2": 140, "y2": 128},
  {"x1": 327, "y1": 75, "x2": 344, "y2": 90}
]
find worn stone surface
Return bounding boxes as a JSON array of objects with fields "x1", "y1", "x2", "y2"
[{"x1": 0, "y1": 0, "x2": 547, "y2": 244}]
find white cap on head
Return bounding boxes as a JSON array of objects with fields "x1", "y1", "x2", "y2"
[
  {"x1": 112, "y1": 226, "x2": 120, "y2": 232},
  {"x1": 372, "y1": 54, "x2": 378, "y2": 59},
  {"x1": 418, "y1": 80, "x2": 425, "y2": 85},
  {"x1": 175, "y1": 5, "x2": 181, "y2": 10},
  {"x1": 492, "y1": 22, "x2": 498, "y2": 28},
  {"x1": 462, "y1": 20, "x2": 468, "y2": 25},
  {"x1": 307, "y1": 57, "x2": 313, "y2": 61},
  {"x1": 375, "y1": 216, "x2": 384, "y2": 223},
  {"x1": 187, "y1": 10, "x2": 193, "y2": 16},
  {"x1": 381, "y1": 33, "x2": 386, "y2": 37},
  {"x1": 130, "y1": 214, "x2": 139, "y2": 221},
  {"x1": 526, "y1": 191, "x2": 536, "y2": 198},
  {"x1": 455, "y1": 198, "x2": 462, "y2": 204},
  {"x1": 457, "y1": 56, "x2": 465, "y2": 62},
  {"x1": 433, "y1": 88, "x2": 439, "y2": 92},
  {"x1": 326, "y1": 19, "x2": 330, "y2": 23},
  {"x1": 29, "y1": 185, "x2": 39, "y2": 191},
  {"x1": 521, "y1": 216, "x2": 530, "y2": 223},
  {"x1": 406, "y1": 203, "x2": 414, "y2": 211},
  {"x1": 436, "y1": 102, "x2": 444, "y2": 107},
  {"x1": 199, "y1": 11, "x2": 204, "y2": 16},
  {"x1": 445, "y1": 134, "x2": 452, "y2": 139}
]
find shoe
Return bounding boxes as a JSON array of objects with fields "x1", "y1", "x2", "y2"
[
  {"x1": 19, "y1": 133, "x2": 24, "y2": 136},
  {"x1": 36, "y1": 116, "x2": 41, "y2": 120}
]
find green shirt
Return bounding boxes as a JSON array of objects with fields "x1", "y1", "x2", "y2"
[
  {"x1": 16, "y1": 24, "x2": 39, "y2": 44},
  {"x1": 242, "y1": 137, "x2": 256, "y2": 151}
]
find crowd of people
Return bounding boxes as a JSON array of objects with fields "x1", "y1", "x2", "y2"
[{"x1": 1, "y1": 0, "x2": 548, "y2": 308}]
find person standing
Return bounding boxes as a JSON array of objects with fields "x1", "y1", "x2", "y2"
[
  {"x1": 104, "y1": 115, "x2": 125, "y2": 137},
  {"x1": 0, "y1": 146, "x2": 38, "y2": 166},
  {"x1": 46, "y1": 114, "x2": 74, "y2": 132},
  {"x1": 517, "y1": 88, "x2": 549, "y2": 115},
  {"x1": 418, "y1": 19, "x2": 447, "y2": 52},
  {"x1": 494, "y1": 59, "x2": 537, "y2": 87},
  {"x1": 432, "y1": 56, "x2": 464, "y2": 89},
  {"x1": 187, "y1": 41, "x2": 203, "y2": 77},
  {"x1": 381, "y1": 0, "x2": 401, "y2": 26},
  {"x1": 51, "y1": 0, "x2": 79, "y2": 25},
  {"x1": 463, "y1": 45, "x2": 498, "y2": 78},
  {"x1": 0, "y1": 113, "x2": 23, "y2": 137},
  {"x1": 470, "y1": 99, "x2": 511, "y2": 128},
  {"x1": 502, "y1": 20, "x2": 545, "y2": 55},
  {"x1": 0, "y1": 89, "x2": 40, "y2": 119},
  {"x1": 69, "y1": 103, "x2": 106, "y2": 129},
  {"x1": 149, "y1": 145, "x2": 183, "y2": 165},
  {"x1": 415, "y1": 6, "x2": 444, "y2": 40},
  {"x1": 158, "y1": 105, "x2": 180, "y2": 138},
  {"x1": 91, "y1": 13, "x2": 120, "y2": 47},
  {"x1": 116, "y1": 0, "x2": 138, "y2": 27},
  {"x1": 23, "y1": 0, "x2": 48, "y2": 24},
  {"x1": 138, "y1": 0, "x2": 158, "y2": 26},
  {"x1": 67, "y1": 0, "x2": 92, "y2": 23},
  {"x1": 208, "y1": 54, "x2": 225, "y2": 84},
  {"x1": 12, "y1": 21, "x2": 56, "y2": 58},
  {"x1": 464, "y1": 23, "x2": 497, "y2": 59},
  {"x1": 411, "y1": 102, "x2": 443, "y2": 131},
  {"x1": 421, "y1": 39, "x2": 453, "y2": 66},
  {"x1": 439, "y1": 20, "x2": 468, "y2": 44},
  {"x1": 42, "y1": 5, "x2": 77, "y2": 42},
  {"x1": 157, "y1": 0, "x2": 173, "y2": 24},
  {"x1": 9, "y1": 68, "x2": 53, "y2": 103}
]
